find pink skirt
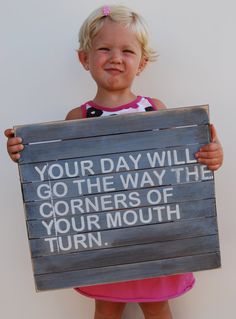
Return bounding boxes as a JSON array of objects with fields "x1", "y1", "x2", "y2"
[{"x1": 75, "y1": 273, "x2": 195, "y2": 302}]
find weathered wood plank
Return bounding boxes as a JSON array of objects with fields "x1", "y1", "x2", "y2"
[
  {"x1": 34, "y1": 252, "x2": 220, "y2": 291},
  {"x1": 24, "y1": 180, "x2": 215, "y2": 220},
  {"x1": 22, "y1": 163, "x2": 213, "y2": 202},
  {"x1": 19, "y1": 144, "x2": 202, "y2": 183},
  {"x1": 15, "y1": 105, "x2": 209, "y2": 144},
  {"x1": 29, "y1": 217, "x2": 218, "y2": 257},
  {"x1": 18, "y1": 125, "x2": 210, "y2": 164},
  {"x1": 27, "y1": 198, "x2": 216, "y2": 238},
  {"x1": 33, "y1": 235, "x2": 219, "y2": 275}
]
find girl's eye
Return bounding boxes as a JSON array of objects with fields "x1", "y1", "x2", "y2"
[
  {"x1": 123, "y1": 49, "x2": 135, "y2": 54},
  {"x1": 98, "y1": 47, "x2": 109, "y2": 51}
]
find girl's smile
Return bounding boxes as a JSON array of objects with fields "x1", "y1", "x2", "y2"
[{"x1": 104, "y1": 65, "x2": 124, "y2": 75}]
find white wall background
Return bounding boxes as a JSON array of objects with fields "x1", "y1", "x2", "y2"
[{"x1": 1, "y1": 0, "x2": 235, "y2": 318}]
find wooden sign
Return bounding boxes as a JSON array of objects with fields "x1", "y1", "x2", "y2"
[{"x1": 15, "y1": 105, "x2": 221, "y2": 291}]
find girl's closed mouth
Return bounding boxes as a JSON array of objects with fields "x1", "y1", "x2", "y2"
[{"x1": 105, "y1": 67, "x2": 123, "y2": 73}]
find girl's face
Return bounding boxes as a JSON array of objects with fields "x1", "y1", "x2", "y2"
[{"x1": 79, "y1": 19, "x2": 146, "y2": 93}]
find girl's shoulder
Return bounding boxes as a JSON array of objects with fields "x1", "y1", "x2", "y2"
[
  {"x1": 149, "y1": 97, "x2": 167, "y2": 110},
  {"x1": 65, "y1": 106, "x2": 83, "y2": 120}
]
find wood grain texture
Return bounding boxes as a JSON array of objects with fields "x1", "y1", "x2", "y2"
[
  {"x1": 34, "y1": 252, "x2": 220, "y2": 291},
  {"x1": 33, "y1": 235, "x2": 219, "y2": 275},
  {"x1": 18, "y1": 125, "x2": 210, "y2": 164}
]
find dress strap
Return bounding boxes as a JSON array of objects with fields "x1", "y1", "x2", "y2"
[
  {"x1": 144, "y1": 97, "x2": 162, "y2": 110},
  {"x1": 80, "y1": 103, "x2": 88, "y2": 118}
]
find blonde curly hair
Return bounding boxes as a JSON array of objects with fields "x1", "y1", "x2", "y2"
[{"x1": 78, "y1": 5, "x2": 157, "y2": 62}]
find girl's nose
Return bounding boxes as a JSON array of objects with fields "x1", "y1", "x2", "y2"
[{"x1": 109, "y1": 49, "x2": 122, "y2": 63}]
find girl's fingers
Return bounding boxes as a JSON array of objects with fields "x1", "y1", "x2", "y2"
[
  {"x1": 4, "y1": 128, "x2": 14, "y2": 137},
  {"x1": 7, "y1": 136, "x2": 22, "y2": 147},
  {"x1": 206, "y1": 164, "x2": 221, "y2": 171},
  {"x1": 8, "y1": 144, "x2": 24, "y2": 154},
  {"x1": 11, "y1": 153, "x2": 21, "y2": 162},
  {"x1": 198, "y1": 142, "x2": 220, "y2": 152},
  {"x1": 196, "y1": 150, "x2": 221, "y2": 159},
  {"x1": 210, "y1": 124, "x2": 217, "y2": 143},
  {"x1": 197, "y1": 157, "x2": 222, "y2": 166},
  {"x1": 4, "y1": 128, "x2": 24, "y2": 162},
  {"x1": 194, "y1": 124, "x2": 223, "y2": 171}
]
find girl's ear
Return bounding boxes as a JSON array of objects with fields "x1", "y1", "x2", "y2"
[
  {"x1": 137, "y1": 57, "x2": 148, "y2": 76},
  {"x1": 78, "y1": 50, "x2": 90, "y2": 70}
]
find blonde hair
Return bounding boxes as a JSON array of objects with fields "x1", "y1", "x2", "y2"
[{"x1": 78, "y1": 5, "x2": 157, "y2": 62}]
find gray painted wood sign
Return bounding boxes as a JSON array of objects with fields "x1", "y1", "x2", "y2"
[{"x1": 15, "y1": 105, "x2": 221, "y2": 291}]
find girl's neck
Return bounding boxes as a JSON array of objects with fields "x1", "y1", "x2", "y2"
[{"x1": 93, "y1": 89, "x2": 137, "y2": 108}]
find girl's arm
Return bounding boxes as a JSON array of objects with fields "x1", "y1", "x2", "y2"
[
  {"x1": 152, "y1": 98, "x2": 166, "y2": 110},
  {"x1": 65, "y1": 106, "x2": 83, "y2": 120},
  {"x1": 152, "y1": 98, "x2": 223, "y2": 171},
  {"x1": 4, "y1": 106, "x2": 83, "y2": 162}
]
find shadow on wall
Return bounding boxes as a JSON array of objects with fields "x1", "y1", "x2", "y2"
[{"x1": 122, "y1": 303, "x2": 144, "y2": 319}]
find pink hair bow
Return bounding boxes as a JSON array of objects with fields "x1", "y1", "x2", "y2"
[{"x1": 102, "y1": 5, "x2": 111, "y2": 16}]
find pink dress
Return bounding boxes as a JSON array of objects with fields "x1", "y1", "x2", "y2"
[{"x1": 75, "y1": 96, "x2": 195, "y2": 302}]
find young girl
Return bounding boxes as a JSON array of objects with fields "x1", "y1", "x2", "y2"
[{"x1": 5, "y1": 5, "x2": 223, "y2": 319}]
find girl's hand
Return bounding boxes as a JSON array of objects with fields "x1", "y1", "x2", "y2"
[
  {"x1": 4, "y1": 128, "x2": 24, "y2": 162},
  {"x1": 195, "y1": 124, "x2": 223, "y2": 171}
]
